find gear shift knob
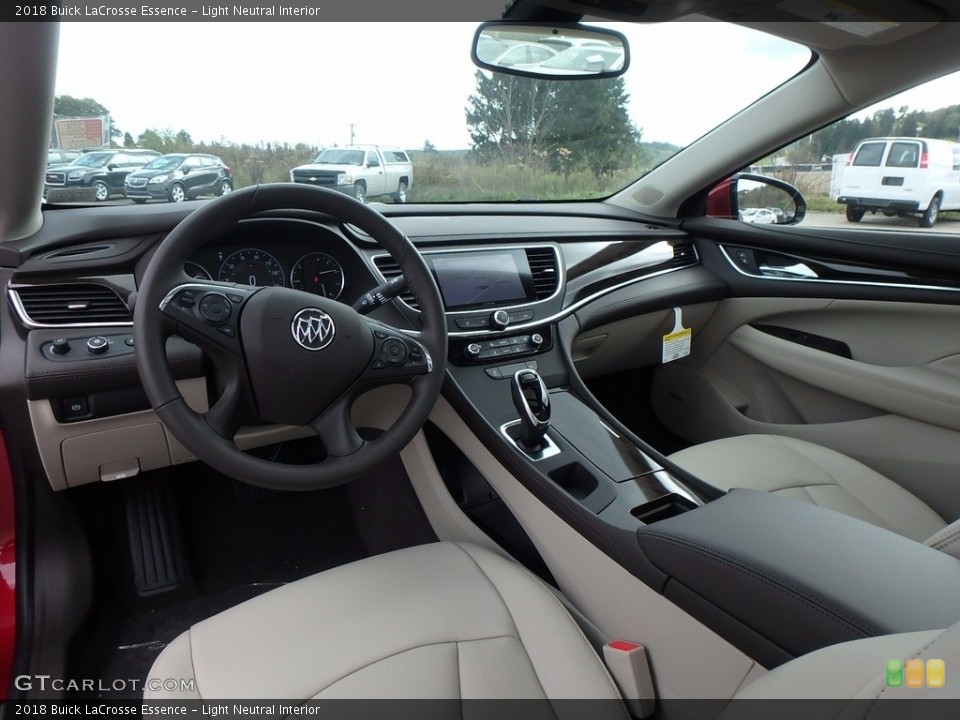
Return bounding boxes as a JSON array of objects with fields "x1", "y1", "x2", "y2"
[{"x1": 510, "y1": 369, "x2": 551, "y2": 451}]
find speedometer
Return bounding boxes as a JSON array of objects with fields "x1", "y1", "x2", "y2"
[
  {"x1": 290, "y1": 252, "x2": 344, "y2": 299},
  {"x1": 217, "y1": 249, "x2": 285, "y2": 287}
]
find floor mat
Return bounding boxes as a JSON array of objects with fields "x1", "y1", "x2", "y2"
[{"x1": 66, "y1": 447, "x2": 437, "y2": 698}]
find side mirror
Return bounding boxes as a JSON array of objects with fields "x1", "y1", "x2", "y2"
[
  {"x1": 472, "y1": 22, "x2": 629, "y2": 80},
  {"x1": 706, "y1": 173, "x2": 806, "y2": 226},
  {"x1": 107, "y1": 163, "x2": 118, "y2": 171},
  {"x1": 181, "y1": 166, "x2": 191, "y2": 174}
]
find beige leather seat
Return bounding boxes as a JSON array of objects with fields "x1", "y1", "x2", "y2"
[
  {"x1": 728, "y1": 621, "x2": 960, "y2": 705},
  {"x1": 146, "y1": 540, "x2": 960, "y2": 705},
  {"x1": 145, "y1": 542, "x2": 625, "y2": 704},
  {"x1": 669, "y1": 434, "x2": 959, "y2": 554}
]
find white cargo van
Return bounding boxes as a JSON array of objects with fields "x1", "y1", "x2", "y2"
[{"x1": 836, "y1": 137, "x2": 960, "y2": 227}]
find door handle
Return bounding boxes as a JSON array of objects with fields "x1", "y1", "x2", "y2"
[{"x1": 758, "y1": 262, "x2": 818, "y2": 279}]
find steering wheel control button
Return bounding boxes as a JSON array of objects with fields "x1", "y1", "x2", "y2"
[
  {"x1": 291, "y1": 307, "x2": 336, "y2": 351},
  {"x1": 179, "y1": 291, "x2": 197, "y2": 308},
  {"x1": 226, "y1": 293, "x2": 245, "y2": 303},
  {"x1": 381, "y1": 338, "x2": 409, "y2": 365},
  {"x1": 490, "y1": 309, "x2": 511, "y2": 330},
  {"x1": 199, "y1": 293, "x2": 232, "y2": 324},
  {"x1": 86, "y1": 336, "x2": 109, "y2": 355},
  {"x1": 217, "y1": 325, "x2": 236, "y2": 338},
  {"x1": 374, "y1": 330, "x2": 389, "y2": 339},
  {"x1": 51, "y1": 337, "x2": 71, "y2": 355}
]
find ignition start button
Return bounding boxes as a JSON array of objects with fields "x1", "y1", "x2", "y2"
[
  {"x1": 381, "y1": 338, "x2": 408, "y2": 365},
  {"x1": 198, "y1": 293, "x2": 232, "y2": 323}
]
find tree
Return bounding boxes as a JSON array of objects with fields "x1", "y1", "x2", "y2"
[
  {"x1": 465, "y1": 71, "x2": 560, "y2": 165},
  {"x1": 422, "y1": 140, "x2": 437, "y2": 153},
  {"x1": 53, "y1": 95, "x2": 121, "y2": 139},
  {"x1": 549, "y1": 78, "x2": 638, "y2": 179},
  {"x1": 465, "y1": 71, "x2": 638, "y2": 179}
]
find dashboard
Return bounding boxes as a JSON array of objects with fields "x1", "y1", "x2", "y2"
[{"x1": 1, "y1": 204, "x2": 710, "y2": 493}]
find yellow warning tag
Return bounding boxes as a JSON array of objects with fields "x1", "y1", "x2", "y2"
[{"x1": 662, "y1": 308, "x2": 691, "y2": 363}]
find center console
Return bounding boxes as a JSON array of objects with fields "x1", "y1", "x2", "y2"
[
  {"x1": 429, "y1": 243, "x2": 706, "y2": 532},
  {"x1": 430, "y1": 240, "x2": 960, "y2": 675}
]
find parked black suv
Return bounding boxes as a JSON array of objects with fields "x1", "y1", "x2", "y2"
[
  {"x1": 44, "y1": 149, "x2": 160, "y2": 201},
  {"x1": 46, "y1": 149, "x2": 82, "y2": 166},
  {"x1": 124, "y1": 153, "x2": 233, "y2": 203}
]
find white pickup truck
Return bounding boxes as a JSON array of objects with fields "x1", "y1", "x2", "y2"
[{"x1": 290, "y1": 145, "x2": 413, "y2": 203}]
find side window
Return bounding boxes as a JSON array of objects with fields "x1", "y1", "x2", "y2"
[
  {"x1": 852, "y1": 142, "x2": 885, "y2": 166},
  {"x1": 746, "y1": 68, "x2": 960, "y2": 232},
  {"x1": 386, "y1": 151, "x2": 409, "y2": 163},
  {"x1": 183, "y1": 156, "x2": 203, "y2": 169}
]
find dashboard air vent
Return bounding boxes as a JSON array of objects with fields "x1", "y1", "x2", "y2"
[
  {"x1": 524, "y1": 247, "x2": 559, "y2": 300},
  {"x1": 42, "y1": 244, "x2": 115, "y2": 260},
  {"x1": 13, "y1": 283, "x2": 131, "y2": 325},
  {"x1": 371, "y1": 256, "x2": 420, "y2": 310},
  {"x1": 672, "y1": 242, "x2": 697, "y2": 268}
]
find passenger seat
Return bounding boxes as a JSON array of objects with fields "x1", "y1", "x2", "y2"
[{"x1": 668, "y1": 434, "x2": 960, "y2": 557}]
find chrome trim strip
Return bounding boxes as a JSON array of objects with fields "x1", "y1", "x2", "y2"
[
  {"x1": 450, "y1": 259, "x2": 696, "y2": 338},
  {"x1": 499, "y1": 420, "x2": 561, "y2": 461},
  {"x1": 373, "y1": 241, "x2": 695, "y2": 338},
  {"x1": 371, "y1": 243, "x2": 565, "y2": 314},
  {"x1": 158, "y1": 282, "x2": 249, "y2": 312},
  {"x1": 7, "y1": 283, "x2": 134, "y2": 329},
  {"x1": 719, "y1": 245, "x2": 960, "y2": 294}
]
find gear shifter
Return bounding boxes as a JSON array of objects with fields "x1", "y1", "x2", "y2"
[{"x1": 510, "y1": 369, "x2": 551, "y2": 451}]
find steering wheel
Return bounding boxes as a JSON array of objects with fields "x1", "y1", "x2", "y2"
[{"x1": 134, "y1": 184, "x2": 446, "y2": 490}]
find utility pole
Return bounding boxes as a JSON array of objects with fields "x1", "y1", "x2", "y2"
[{"x1": 349, "y1": 124, "x2": 356, "y2": 146}]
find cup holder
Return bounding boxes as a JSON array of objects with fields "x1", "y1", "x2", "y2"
[{"x1": 631, "y1": 493, "x2": 698, "y2": 524}]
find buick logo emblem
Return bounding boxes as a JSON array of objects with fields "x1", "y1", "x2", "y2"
[{"x1": 291, "y1": 308, "x2": 335, "y2": 351}]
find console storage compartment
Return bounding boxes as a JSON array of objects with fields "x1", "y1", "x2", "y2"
[{"x1": 637, "y1": 489, "x2": 960, "y2": 668}]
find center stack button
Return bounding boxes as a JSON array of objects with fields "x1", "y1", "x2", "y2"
[{"x1": 490, "y1": 310, "x2": 510, "y2": 330}]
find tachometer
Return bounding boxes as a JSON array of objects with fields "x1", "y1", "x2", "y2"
[
  {"x1": 290, "y1": 252, "x2": 344, "y2": 299},
  {"x1": 218, "y1": 249, "x2": 285, "y2": 287}
]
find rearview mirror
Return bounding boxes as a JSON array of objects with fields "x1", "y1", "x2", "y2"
[{"x1": 472, "y1": 22, "x2": 629, "y2": 80}]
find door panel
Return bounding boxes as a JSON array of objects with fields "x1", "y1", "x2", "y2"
[{"x1": 653, "y1": 295, "x2": 960, "y2": 520}]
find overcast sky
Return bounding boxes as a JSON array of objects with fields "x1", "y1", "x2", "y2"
[{"x1": 54, "y1": 22, "x2": 960, "y2": 151}]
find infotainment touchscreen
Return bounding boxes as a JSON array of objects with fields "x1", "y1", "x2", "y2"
[{"x1": 429, "y1": 250, "x2": 534, "y2": 310}]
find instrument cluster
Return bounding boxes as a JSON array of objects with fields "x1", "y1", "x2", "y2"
[{"x1": 184, "y1": 219, "x2": 371, "y2": 302}]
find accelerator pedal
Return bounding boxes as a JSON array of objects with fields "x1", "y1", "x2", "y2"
[{"x1": 124, "y1": 479, "x2": 188, "y2": 596}]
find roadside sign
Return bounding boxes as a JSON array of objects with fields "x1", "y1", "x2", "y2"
[{"x1": 54, "y1": 116, "x2": 108, "y2": 150}]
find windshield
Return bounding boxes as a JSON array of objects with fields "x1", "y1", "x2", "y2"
[
  {"x1": 51, "y1": 22, "x2": 809, "y2": 204},
  {"x1": 143, "y1": 156, "x2": 185, "y2": 171},
  {"x1": 70, "y1": 153, "x2": 111, "y2": 168},
  {"x1": 313, "y1": 149, "x2": 366, "y2": 165}
]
